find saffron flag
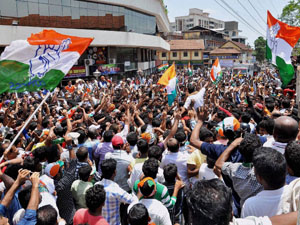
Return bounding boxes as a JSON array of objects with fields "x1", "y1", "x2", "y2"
[
  {"x1": 0, "y1": 30, "x2": 93, "y2": 94},
  {"x1": 210, "y1": 58, "x2": 222, "y2": 84},
  {"x1": 158, "y1": 63, "x2": 177, "y2": 106},
  {"x1": 266, "y1": 11, "x2": 300, "y2": 86},
  {"x1": 188, "y1": 62, "x2": 193, "y2": 76},
  {"x1": 158, "y1": 63, "x2": 169, "y2": 71}
]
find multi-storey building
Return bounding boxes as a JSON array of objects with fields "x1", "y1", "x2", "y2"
[{"x1": 0, "y1": 0, "x2": 170, "y2": 78}]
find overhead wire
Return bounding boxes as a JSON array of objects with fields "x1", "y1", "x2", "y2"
[
  {"x1": 236, "y1": 0, "x2": 266, "y2": 33},
  {"x1": 216, "y1": 0, "x2": 266, "y2": 37},
  {"x1": 246, "y1": 0, "x2": 266, "y2": 24}
]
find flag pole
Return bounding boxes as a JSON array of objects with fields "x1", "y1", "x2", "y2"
[
  {"x1": 6, "y1": 91, "x2": 51, "y2": 152},
  {"x1": 296, "y1": 66, "x2": 300, "y2": 119}
]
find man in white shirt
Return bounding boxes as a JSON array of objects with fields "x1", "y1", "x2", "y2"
[
  {"x1": 263, "y1": 116, "x2": 298, "y2": 154},
  {"x1": 128, "y1": 177, "x2": 172, "y2": 225},
  {"x1": 161, "y1": 138, "x2": 189, "y2": 185},
  {"x1": 241, "y1": 147, "x2": 288, "y2": 218},
  {"x1": 105, "y1": 135, "x2": 133, "y2": 192},
  {"x1": 184, "y1": 83, "x2": 208, "y2": 110}
]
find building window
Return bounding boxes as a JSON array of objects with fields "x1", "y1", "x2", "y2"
[
  {"x1": 183, "y1": 52, "x2": 188, "y2": 57},
  {"x1": 172, "y1": 52, "x2": 177, "y2": 57},
  {"x1": 194, "y1": 51, "x2": 199, "y2": 57},
  {"x1": 162, "y1": 52, "x2": 166, "y2": 58}
]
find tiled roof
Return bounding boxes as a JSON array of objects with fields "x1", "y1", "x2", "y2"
[{"x1": 168, "y1": 39, "x2": 205, "y2": 50}]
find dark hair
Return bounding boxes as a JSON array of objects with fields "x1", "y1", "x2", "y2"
[
  {"x1": 282, "y1": 98, "x2": 291, "y2": 109},
  {"x1": 4, "y1": 163, "x2": 22, "y2": 180},
  {"x1": 100, "y1": 159, "x2": 117, "y2": 179},
  {"x1": 239, "y1": 133, "x2": 262, "y2": 163},
  {"x1": 76, "y1": 146, "x2": 88, "y2": 162},
  {"x1": 187, "y1": 179, "x2": 232, "y2": 225},
  {"x1": 137, "y1": 139, "x2": 149, "y2": 154},
  {"x1": 152, "y1": 118, "x2": 161, "y2": 128},
  {"x1": 42, "y1": 119, "x2": 49, "y2": 129},
  {"x1": 85, "y1": 184, "x2": 106, "y2": 212},
  {"x1": 79, "y1": 165, "x2": 92, "y2": 182},
  {"x1": 188, "y1": 84, "x2": 195, "y2": 94},
  {"x1": 127, "y1": 132, "x2": 138, "y2": 146},
  {"x1": 109, "y1": 124, "x2": 119, "y2": 134},
  {"x1": 18, "y1": 185, "x2": 32, "y2": 209},
  {"x1": 174, "y1": 131, "x2": 186, "y2": 143},
  {"x1": 103, "y1": 130, "x2": 114, "y2": 142},
  {"x1": 37, "y1": 205, "x2": 58, "y2": 225},
  {"x1": 258, "y1": 119, "x2": 275, "y2": 135},
  {"x1": 32, "y1": 146, "x2": 47, "y2": 161},
  {"x1": 241, "y1": 112, "x2": 251, "y2": 123},
  {"x1": 285, "y1": 141, "x2": 300, "y2": 177},
  {"x1": 128, "y1": 203, "x2": 149, "y2": 225},
  {"x1": 142, "y1": 158, "x2": 159, "y2": 179},
  {"x1": 253, "y1": 147, "x2": 286, "y2": 189},
  {"x1": 217, "y1": 111, "x2": 227, "y2": 121},
  {"x1": 199, "y1": 127, "x2": 214, "y2": 141},
  {"x1": 163, "y1": 163, "x2": 177, "y2": 183},
  {"x1": 46, "y1": 145, "x2": 60, "y2": 163},
  {"x1": 77, "y1": 130, "x2": 86, "y2": 144},
  {"x1": 207, "y1": 157, "x2": 216, "y2": 169},
  {"x1": 148, "y1": 145, "x2": 163, "y2": 161},
  {"x1": 167, "y1": 138, "x2": 179, "y2": 153}
]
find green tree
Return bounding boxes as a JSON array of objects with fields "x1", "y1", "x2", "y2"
[
  {"x1": 254, "y1": 36, "x2": 266, "y2": 63},
  {"x1": 280, "y1": 0, "x2": 300, "y2": 55},
  {"x1": 280, "y1": 0, "x2": 300, "y2": 26}
]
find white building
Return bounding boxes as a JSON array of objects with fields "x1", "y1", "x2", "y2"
[
  {"x1": 173, "y1": 8, "x2": 224, "y2": 32},
  {"x1": 0, "y1": 0, "x2": 170, "y2": 76}
]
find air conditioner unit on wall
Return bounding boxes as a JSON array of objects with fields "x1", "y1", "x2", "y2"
[
  {"x1": 109, "y1": 58, "x2": 116, "y2": 64},
  {"x1": 84, "y1": 59, "x2": 94, "y2": 66}
]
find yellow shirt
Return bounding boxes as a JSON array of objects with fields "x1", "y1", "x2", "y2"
[{"x1": 187, "y1": 150, "x2": 206, "y2": 169}]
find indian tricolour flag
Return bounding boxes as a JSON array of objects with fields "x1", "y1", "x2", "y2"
[
  {"x1": 158, "y1": 63, "x2": 169, "y2": 71},
  {"x1": 188, "y1": 62, "x2": 193, "y2": 76},
  {"x1": 210, "y1": 57, "x2": 222, "y2": 84},
  {"x1": 158, "y1": 63, "x2": 177, "y2": 106},
  {"x1": 0, "y1": 30, "x2": 93, "y2": 94},
  {"x1": 266, "y1": 11, "x2": 300, "y2": 86}
]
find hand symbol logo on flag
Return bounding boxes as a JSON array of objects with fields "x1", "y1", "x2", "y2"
[{"x1": 29, "y1": 38, "x2": 71, "y2": 80}]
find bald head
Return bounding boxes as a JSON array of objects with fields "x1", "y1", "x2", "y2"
[
  {"x1": 167, "y1": 138, "x2": 179, "y2": 153},
  {"x1": 274, "y1": 116, "x2": 298, "y2": 143}
]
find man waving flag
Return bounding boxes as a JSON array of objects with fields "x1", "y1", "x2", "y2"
[
  {"x1": 158, "y1": 63, "x2": 177, "y2": 106},
  {"x1": 210, "y1": 57, "x2": 222, "y2": 84},
  {"x1": 266, "y1": 11, "x2": 300, "y2": 87},
  {"x1": 188, "y1": 62, "x2": 193, "y2": 76},
  {"x1": 0, "y1": 30, "x2": 93, "y2": 94}
]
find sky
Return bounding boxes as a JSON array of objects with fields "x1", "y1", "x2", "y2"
[{"x1": 164, "y1": 0, "x2": 289, "y2": 47}]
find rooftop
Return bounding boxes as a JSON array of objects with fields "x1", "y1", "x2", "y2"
[{"x1": 168, "y1": 39, "x2": 205, "y2": 50}]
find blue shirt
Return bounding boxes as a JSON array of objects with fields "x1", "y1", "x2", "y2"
[
  {"x1": 200, "y1": 136, "x2": 267, "y2": 163},
  {"x1": 0, "y1": 205, "x2": 36, "y2": 225}
]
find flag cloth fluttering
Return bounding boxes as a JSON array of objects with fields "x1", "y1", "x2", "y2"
[
  {"x1": 188, "y1": 62, "x2": 193, "y2": 76},
  {"x1": 210, "y1": 58, "x2": 222, "y2": 84},
  {"x1": 158, "y1": 63, "x2": 177, "y2": 106},
  {"x1": 266, "y1": 11, "x2": 300, "y2": 87},
  {"x1": 0, "y1": 30, "x2": 93, "y2": 94},
  {"x1": 158, "y1": 63, "x2": 169, "y2": 72}
]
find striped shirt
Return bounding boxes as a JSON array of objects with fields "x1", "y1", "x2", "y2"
[
  {"x1": 95, "y1": 179, "x2": 137, "y2": 225},
  {"x1": 133, "y1": 180, "x2": 176, "y2": 210}
]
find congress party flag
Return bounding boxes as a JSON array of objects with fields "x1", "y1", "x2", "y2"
[
  {"x1": 0, "y1": 30, "x2": 93, "y2": 94},
  {"x1": 158, "y1": 63, "x2": 169, "y2": 71},
  {"x1": 210, "y1": 57, "x2": 222, "y2": 84},
  {"x1": 266, "y1": 11, "x2": 300, "y2": 86},
  {"x1": 158, "y1": 63, "x2": 177, "y2": 106}
]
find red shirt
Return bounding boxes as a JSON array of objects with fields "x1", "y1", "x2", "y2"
[{"x1": 73, "y1": 209, "x2": 109, "y2": 225}]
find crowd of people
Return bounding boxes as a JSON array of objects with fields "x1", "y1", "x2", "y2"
[{"x1": 0, "y1": 67, "x2": 299, "y2": 225}]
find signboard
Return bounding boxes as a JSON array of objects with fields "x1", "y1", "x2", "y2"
[
  {"x1": 65, "y1": 66, "x2": 86, "y2": 78},
  {"x1": 87, "y1": 47, "x2": 107, "y2": 64},
  {"x1": 220, "y1": 60, "x2": 234, "y2": 68},
  {"x1": 98, "y1": 64, "x2": 121, "y2": 75},
  {"x1": 124, "y1": 61, "x2": 131, "y2": 66}
]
